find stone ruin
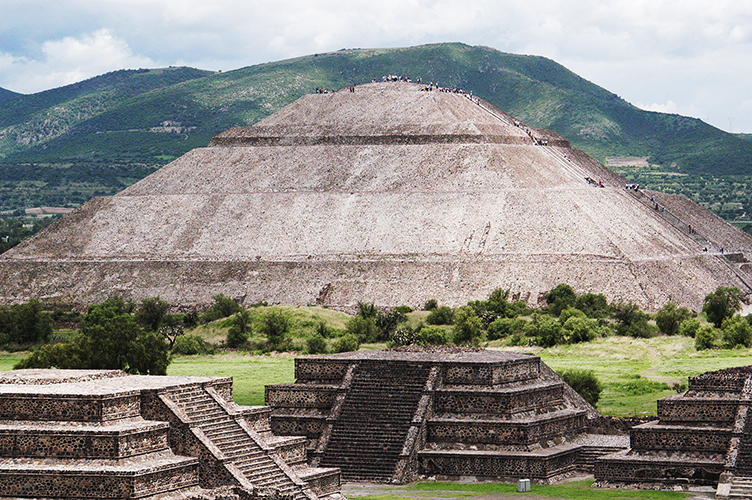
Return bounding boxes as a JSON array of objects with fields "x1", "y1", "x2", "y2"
[
  {"x1": 264, "y1": 347, "x2": 627, "y2": 484},
  {"x1": 1, "y1": 81, "x2": 751, "y2": 312},
  {"x1": 596, "y1": 365, "x2": 752, "y2": 498},
  {"x1": 0, "y1": 369, "x2": 340, "y2": 499}
]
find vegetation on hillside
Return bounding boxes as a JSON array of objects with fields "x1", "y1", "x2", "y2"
[{"x1": 1, "y1": 43, "x2": 750, "y2": 219}]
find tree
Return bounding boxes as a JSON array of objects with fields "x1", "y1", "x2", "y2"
[
  {"x1": 346, "y1": 315, "x2": 378, "y2": 343},
  {"x1": 426, "y1": 306, "x2": 454, "y2": 325},
  {"x1": 722, "y1": 315, "x2": 752, "y2": 349},
  {"x1": 258, "y1": 309, "x2": 290, "y2": 350},
  {"x1": 135, "y1": 297, "x2": 170, "y2": 332},
  {"x1": 611, "y1": 301, "x2": 654, "y2": 338},
  {"x1": 202, "y1": 294, "x2": 243, "y2": 322},
  {"x1": 227, "y1": 309, "x2": 251, "y2": 348},
  {"x1": 525, "y1": 313, "x2": 563, "y2": 347},
  {"x1": 558, "y1": 369, "x2": 602, "y2": 407},
  {"x1": 0, "y1": 298, "x2": 53, "y2": 345},
  {"x1": 575, "y1": 292, "x2": 609, "y2": 318},
  {"x1": 15, "y1": 296, "x2": 170, "y2": 375},
  {"x1": 695, "y1": 325, "x2": 718, "y2": 350},
  {"x1": 703, "y1": 286, "x2": 742, "y2": 328},
  {"x1": 452, "y1": 306, "x2": 483, "y2": 345},
  {"x1": 655, "y1": 302, "x2": 691, "y2": 336},
  {"x1": 562, "y1": 316, "x2": 597, "y2": 344},
  {"x1": 545, "y1": 284, "x2": 577, "y2": 316}
]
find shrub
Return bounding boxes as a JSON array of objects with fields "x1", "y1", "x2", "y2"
[
  {"x1": 507, "y1": 300, "x2": 529, "y2": 318},
  {"x1": 202, "y1": 294, "x2": 242, "y2": 322},
  {"x1": 387, "y1": 327, "x2": 415, "y2": 347},
  {"x1": 703, "y1": 286, "x2": 742, "y2": 328},
  {"x1": 558, "y1": 369, "x2": 602, "y2": 407},
  {"x1": 332, "y1": 333, "x2": 360, "y2": 353},
  {"x1": 172, "y1": 334, "x2": 207, "y2": 355},
  {"x1": 452, "y1": 306, "x2": 483, "y2": 345},
  {"x1": 695, "y1": 325, "x2": 718, "y2": 350},
  {"x1": 611, "y1": 301, "x2": 654, "y2": 338},
  {"x1": 487, "y1": 317, "x2": 526, "y2": 340},
  {"x1": 525, "y1": 313, "x2": 563, "y2": 347},
  {"x1": 315, "y1": 321, "x2": 333, "y2": 338},
  {"x1": 545, "y1": 284, "x2": 577, "y2": 316},
  {"x1": 655, "y1": 302, "x2": 691, "y2": 336},
  {"x1": 306, "y1": 334, "x2": 328, "y2": 354},
  {"x1": 486, "y1": 288, "x2": 511, "y2": 316},
  {"x1": 423, "y1": 299, "x2": 438, "y2": 311},
  {"x1": 395, "y1": 305, "x2": 413, "y2": 314},
  {"x1": 0, "y1": 298, "x2": 54, "y2": 345},
  {"x1": 562, "y1": 316, "x2": 597, "y2": 343},
  {"x1": 415, "y1": 325, "x2": 448, "y2": 345},
  {"x1": 559, "y1": 306, "x2": 586, "y2": 325},
  {"x1": 227, "y1": 310, "x2": 251, "y2": 348},
  {"x1": 575, "y1": 292, "x2": 609, "y2": 318},
  {"x1": 258, "y1": 309, "x2": 290, "y2": 350},
  {"x1": 346, "y1": 316, "x2": 378, "y2": 343},
  {"x1": 722, "y1": 315, "x2": 752, "y2": 348},
  {"x1": 679, "y1": 318, "x2": 701, "y2": 338},
  {"x1": 426, "y1": 306, "x2": 454, "y2": 325}
]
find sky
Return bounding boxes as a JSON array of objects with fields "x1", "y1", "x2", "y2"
[{"x1": 2, "y1": 0, "x2": 751, "y2": 133}]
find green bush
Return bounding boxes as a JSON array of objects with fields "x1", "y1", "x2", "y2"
[
  {"x1": 172, "y1": 334, "x2": 207, "y2": 355},
  {"x1": 722, "y1": 315, "x2": 752, "y2": 348},
  {"x1": 346, "y1": 315, "x2": 378, "y2": 343},
  {"x1": 558, "y1": 369, "x2": 602, "y2": 407},
  {"x1": 415, "y1": 325, "x2": 448, "y2": 345},
  {"x1": 452, "y1": 306, "x2": 483, "y2": 345},
  {"x1": 423, "y1": 299, "x2": 438, "y2": 311},
  {"x1": 545, "y1": 284, "x2": 577, "y2": 316},
  {"x1": 258, "y1": 309, "x2": 290, "y2": 350},
  {"x1": 703, "y1": 286, "x2": 742, "y2": 328},
  {"x1": 306, "y1": 333, "x2": 328, "y2": 354},
  {"x1": 575, "y1": 292, "x2": 609, "y2": 318},
  {"x1": 655, "y1": 302, "x2": 691, "y2": 336},
  {"x1": 526, "y1": 314, "x2": 563, "y2": 347},
  {"x1": 559, "y1": 306, "x2": 586, "y2": 325},
  {"x1": 0, "y1": 298, "x2": 54, "y2": 345},
  {"x1": 387, "y1": 327, "x2": 415, "y2": 347},
  {"x1": 332, "y1": 333, "x2": 360, "y2": 353},
  {"x1": 695, "y1": 325, "x2": 718, "y2": 350},
  {"x1": 487, "y1": 317, "x2": 526, "y2": 340},
  {"x1": 394, "y1": 305, "x2": 413, "y2": 314},
  {"x1": 227, "y1": 310, "x2": 251, "y2": 348},
  {"x1": 426, "y1": 306, "x2": 454, "y2": 325},
  {"x1": 202, "y1": 294, "x2": 242, "y2": 322},
  {"x1": 679, "y1": 318, "x2": 701, "y2": 337},
  {"x1": 611, "y1": 301, "x2": 655, "y2": 338},
  {"x1": 135, "y1": 297, "x2": 170, "y2": 332},
  {"x1": 562, "y1": 316, "x2": 597, "y2": 344}
]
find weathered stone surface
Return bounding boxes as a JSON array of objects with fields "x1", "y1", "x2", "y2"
[{"x1": 1, "y1": 82, "x2": 750, "y2": 310}]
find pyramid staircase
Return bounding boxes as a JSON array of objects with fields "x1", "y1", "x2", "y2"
[
  {"x1": 160, "y1": 383, "x2": 340, "y2": 499},
  {"x1": 319, "y1": 361, "x2": 432, "y2": 481},
  {"x1": 267, "y1": 349, "x2": 624, "y2": 484}
]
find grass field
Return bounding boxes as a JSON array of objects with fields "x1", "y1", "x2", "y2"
[{"x1": 344, "y1": 479, "x2": 693, "y2": 500}]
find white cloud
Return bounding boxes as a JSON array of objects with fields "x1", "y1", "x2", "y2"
[{"x1": 0, "y1": 29, "x2": 155, "y2": 94}]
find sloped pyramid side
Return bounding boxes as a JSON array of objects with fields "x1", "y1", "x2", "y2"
[{"x1": 1, "y1": 82, "x2": 750, "y2": 310}]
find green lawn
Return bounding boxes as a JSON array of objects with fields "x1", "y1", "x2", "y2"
[{"x1": 345, "y1": 479, "x2": 691, "y2": 500}]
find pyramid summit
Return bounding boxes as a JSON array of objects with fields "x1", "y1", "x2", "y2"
[{"x1": 1, "y1": 81, "x2": 750, "y2": 310}]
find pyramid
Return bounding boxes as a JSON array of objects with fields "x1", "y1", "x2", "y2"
[{"x1": 1, "y1": 81, "x2": 751, "y2": 310}]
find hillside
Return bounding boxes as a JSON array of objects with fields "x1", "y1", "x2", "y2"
[{"x1": 1, "y1": 43, "x2": 750, "y2": 213}]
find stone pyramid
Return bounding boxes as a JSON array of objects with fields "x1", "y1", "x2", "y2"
[{"x1": 1, "y1": 81, "x2": 750, "y2": 310}]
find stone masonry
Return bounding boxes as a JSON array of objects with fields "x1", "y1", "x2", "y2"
[
  {"x1": 0, "y1": 369, "x2": 340, "y2": 500},
  {"x1": 2, "y1": 82, "x2": 750, "y2": 312},
  {"x1": 595, "y1": 365, "x2": 752, "y2": 498},
  {"x1": 265, "y1": 346, "x2": 627, "y2": 484}
]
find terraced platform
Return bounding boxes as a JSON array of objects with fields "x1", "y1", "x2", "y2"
[
  {"x1": 266, "y1": 347, "x2": 627, "y2": 484},
  {"x1": 0, "y1": 369, "x2": 340, "y2": 500},
  {"x1": 595, "y1": 365, "x2": 752, "y2": 498}
]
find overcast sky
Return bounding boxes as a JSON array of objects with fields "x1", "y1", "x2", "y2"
[{"x1": 2, "y1": 0, "x2": 751, "y2": 133}]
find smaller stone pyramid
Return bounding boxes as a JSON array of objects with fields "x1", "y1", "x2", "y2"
[{"x1": 266, "y1": 347, "x2": 627, "y2": 483}]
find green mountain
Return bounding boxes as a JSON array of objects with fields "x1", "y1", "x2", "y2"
[{"x1": 1, "y1": 43, "x2": 750, "y2": 212}]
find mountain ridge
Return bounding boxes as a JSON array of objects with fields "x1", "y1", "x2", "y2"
[{"x1": 0, "y1": 43, "x2": 750, "y2": 212}]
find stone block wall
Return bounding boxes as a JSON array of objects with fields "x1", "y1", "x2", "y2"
[
  {"x1": 657, "y1": 396, "x2": 738, "y2": 425},
  {"x1": 433, "y1": 384, "x2": 564, "y2": 415}
]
